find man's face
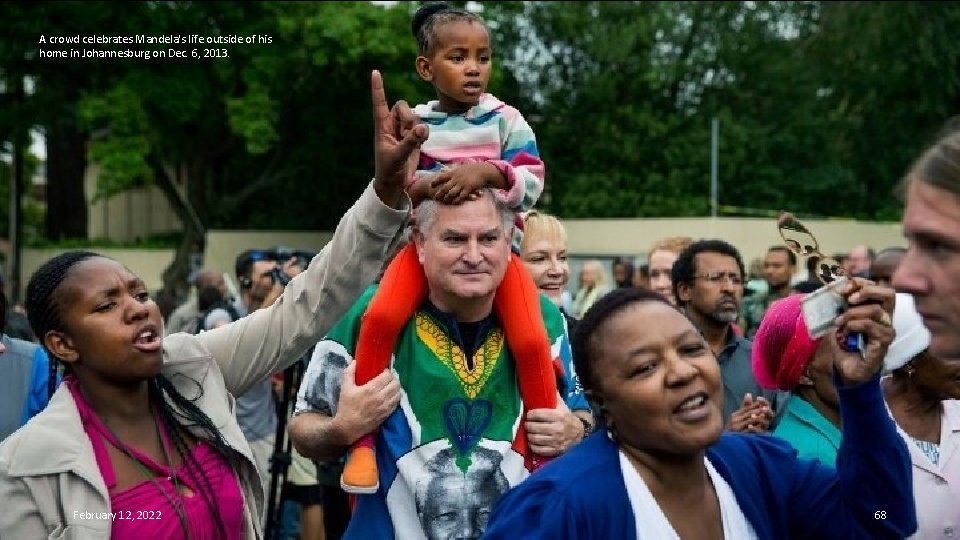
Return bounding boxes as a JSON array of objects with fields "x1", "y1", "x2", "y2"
[
  {"x1": 893, "y1": 180, "x2": 960, "y2": 362},
  {"x1": 678, "y1": 252, "x2": 744, "y2": 326},
  {"x1": 414, "y1": 197, "x2": 511, "y2": 316},
  {"x1": 762, "y1": 250, "x2": 794, "y2": 290},
  {"x1": 248, "y1": 259, "x2": 277, "y2": 304},
  {"x1": 845, "y1": 245, "x2": 872, "y2": 276}
]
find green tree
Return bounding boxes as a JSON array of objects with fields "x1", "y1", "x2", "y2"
[{"x1": 808, "y1": 1, "x2": 960, "y2": 220}]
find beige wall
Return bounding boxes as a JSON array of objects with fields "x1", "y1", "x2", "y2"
[
  {"x1": 18, "y1": 248, "x2": 177, "y2": 303},
  {"x1": 561, "y1": 216, "x2": 907, "y2": 268},
  {"x1": 15, "y1": 229, "x2": 335, "y2": 302}
]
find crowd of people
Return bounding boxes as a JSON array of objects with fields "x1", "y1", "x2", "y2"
[{"x1": 1, "y1": 2, "x2": 959, "y2": 539}]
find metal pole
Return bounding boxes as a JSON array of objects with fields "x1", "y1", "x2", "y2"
[
  {"x1": 9, "y1": 75, "x2": 24, "y2": 305},
  {"x1": 710, "y1": 117, "x2": 719, "y2": 218}
]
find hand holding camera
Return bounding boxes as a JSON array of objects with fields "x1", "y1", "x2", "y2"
[{"x1": 827, "y1": 277, "x2": 896, "y2": 385}]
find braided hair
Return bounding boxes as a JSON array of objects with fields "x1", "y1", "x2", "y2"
[
  {"x1": 571, "y1": 287, "x2": 676, "y2": 396},
  {"x1": 412, "y1": 2, "x2": 487, "y2": 56},
  {"x1": 26, "y1": 250, "x2": 100, "y2": 394},
  {"x1": 25, "y1": 251, "x2": 236, "y2": 537},
  {"x1": 151, "y1": 376, "x2": 234, "y2": 538}
]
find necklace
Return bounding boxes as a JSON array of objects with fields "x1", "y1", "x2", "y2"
[{"x1": 101, "y1": 408, "x2": 192, "y2": 539}]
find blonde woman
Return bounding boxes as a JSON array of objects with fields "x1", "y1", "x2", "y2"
[
  {"x1": 520, "y1": 210, "x2": 596, "y2": 435},
  {"x1": 572, "y1": 260, "x2": 611, "y2": 319}
]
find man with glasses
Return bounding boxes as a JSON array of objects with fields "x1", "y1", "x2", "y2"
[{"x1": 672, "y1": 239, "x2": 789, "y2": 432}]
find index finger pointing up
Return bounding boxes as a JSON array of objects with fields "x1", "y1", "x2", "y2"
[{"x1": 371, "y1": 69, "x2": 389, "y2": 131}]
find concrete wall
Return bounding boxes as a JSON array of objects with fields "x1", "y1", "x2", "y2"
[
  {"x1": 18, "y1": 248, "x2": 177, "y2": 302},
  {"x1": 14, "y1": 231, "x2": 334, "y2": 302},
  {"x1": 562, "y1": 216, "x2": 906, "y2": 267}
]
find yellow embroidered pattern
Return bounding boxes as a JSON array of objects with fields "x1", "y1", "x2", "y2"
[{"x1": 415, "y1": 313, "x2": 503, "y2": 399}]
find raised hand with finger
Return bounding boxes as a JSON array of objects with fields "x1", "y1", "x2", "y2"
[{"x1": 371, "y1": 69, "x2": 429, "y2": 208}]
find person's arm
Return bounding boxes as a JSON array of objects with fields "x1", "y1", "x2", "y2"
[
  {"x1": 406, "y1": 176, "x2": 434, "y2": 207},
  {"x1": 784, "y1": 373, "x2": 916, "y2": 537},
  {"x1": 556, "y1": 324, "x2": 594, "y2": 431},
  {"x1": 288, "y1": 342, "x2": 400, "y2": 462},
  {"x1": 785, "y1": 280, "x2": 916, "y2": 538},
  {"x1": 288, "y1": 412, "x2": 355, "y2": 463},
  {"x1": 190, "y1": 180, "x2": 409, "y2": 396},
  {"x1": 488, "y1": 106, "x2": 545, "y2": 213},
  {"x1": 432, "y1": 107, "x2": 546, "y2": 209},
  {"x1": 525, "y1": 394, "x2": 586, "y2": 457},
  {"x1": 526, "y1": 305, "x2": 591, "y2": 455}
]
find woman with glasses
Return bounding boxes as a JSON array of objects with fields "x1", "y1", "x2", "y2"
[{"x1": 484, "y1": 284, "x2": 916, "y2": 539}]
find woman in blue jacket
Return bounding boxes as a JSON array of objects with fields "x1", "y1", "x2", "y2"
[{"x1": 485, "y1": 284, "x2": 916, "y2": 539}]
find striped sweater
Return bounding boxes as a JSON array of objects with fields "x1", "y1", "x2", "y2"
[{"x1": 413, "y1": 94, "x2": 545, "y2": 245}]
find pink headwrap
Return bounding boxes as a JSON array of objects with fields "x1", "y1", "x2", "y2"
[{"x1": 751, "y1": 294, "x2": 823, "y2": 391}]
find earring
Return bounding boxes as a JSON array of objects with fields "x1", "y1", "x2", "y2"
[
  {"x1": 601, "y1": 413, "x2": 618, "y2": 443},
  {"x1": 606, "y1": 423, "x2": 619, "y2": 443},
  {"x1": 904, "y1": 362, "x2": 916, "y2": 378}
]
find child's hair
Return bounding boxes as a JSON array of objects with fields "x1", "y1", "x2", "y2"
[{"x1": 412, "y1": 2, "x2": 486, "y2": 56}]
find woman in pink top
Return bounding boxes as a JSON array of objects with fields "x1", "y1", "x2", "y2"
[
  {"x1": 0, "y1": 71, "x2": 421, "y2": 539},
  {"x1": 883, "y1": 293, "x2": 960, "y2": 539}
]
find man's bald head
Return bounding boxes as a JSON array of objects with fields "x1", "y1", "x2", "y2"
[
  {"x1": 845, "y1": 245, "x2": 875, "y2": 277},
  {"x1": 195, "y1": 269, "x2": 226, "y2": 295}
]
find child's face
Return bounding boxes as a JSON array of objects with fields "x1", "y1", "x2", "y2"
[{"x1": 417, "y1": 20, "x2": 492, "y2": 114}]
